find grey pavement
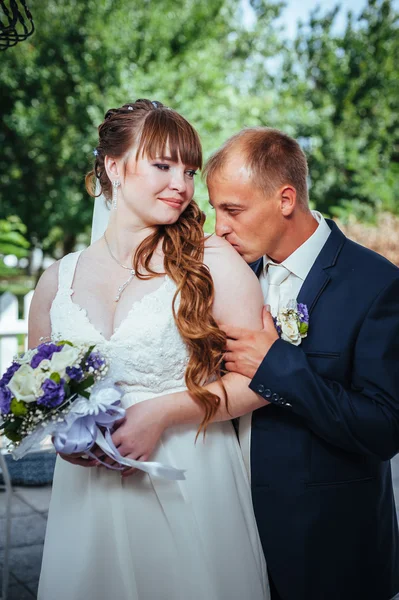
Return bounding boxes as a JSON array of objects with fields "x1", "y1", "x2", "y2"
[{"x1": 1, "y1": 457, "x2": 399, "y2": 600}]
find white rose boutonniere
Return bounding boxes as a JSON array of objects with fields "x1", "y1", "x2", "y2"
[{"x1": 274, "y1": 302, "x2": 309, "y2": 346}]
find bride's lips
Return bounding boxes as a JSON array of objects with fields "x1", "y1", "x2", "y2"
[{"x1": 159, "y1": 197, "x2": 184, "y2": 209}]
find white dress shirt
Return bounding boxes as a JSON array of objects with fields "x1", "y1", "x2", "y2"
[
  {"x1": 259, "y1": 210, "x2": 331, "y2": 312},
  {"x1": 240, "y1": 211, "x2": 331, "y2": 479}
]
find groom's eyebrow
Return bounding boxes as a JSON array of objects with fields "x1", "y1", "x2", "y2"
[{"x1": 209, "y1": 200, "x2": 245, "y2": 209}]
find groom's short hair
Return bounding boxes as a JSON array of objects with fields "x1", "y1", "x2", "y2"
[{"x1": 204, "y1": 127, "x2": 309, "y2": 208}]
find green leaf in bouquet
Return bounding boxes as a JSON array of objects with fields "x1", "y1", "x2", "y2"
[
  {"x1": 55, "y1": 340, "x2": 73, "y2": 346},
  {"x1": 75, "y1": 375, "x2": 95, "y2": 394},
  {"x1": 10, "y1": 398, "x2": 28, "y2": 417},
  {"x1": 4, "y1": 430, "x2": 23, "y2": 443},
  {"x1": 50, "y1": 372, "x2": 61, "y2": 384},
  {"x1": 3, "y1": 416, "x2": 24, "y2": 441},
  {"x1": 81, "y1": 345, "x2": 96, "y2": 368}
]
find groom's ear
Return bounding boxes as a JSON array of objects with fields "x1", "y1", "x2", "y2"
[
  {"x1": 280, "y1": 185, "x2": 296, "y2": 216},
  {"x1": 104, "y1": 155, "x2": 122, "y2": 180}
]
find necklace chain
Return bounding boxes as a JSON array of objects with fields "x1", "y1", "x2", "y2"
[
  {"x1": 103, "y1": 232, "x2": 136, "y2": 302},
  {"x1": 104, "y1": 231, "x2": 135, "y2": 272}
]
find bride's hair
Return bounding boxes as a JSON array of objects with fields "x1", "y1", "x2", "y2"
[{"x1": 85, "y1": 99, "x2": 226, "y2": 435}]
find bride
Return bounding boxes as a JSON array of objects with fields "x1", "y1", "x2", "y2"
[{"x1": 29, "y1": 99, "x2": 270, "y2": 599}]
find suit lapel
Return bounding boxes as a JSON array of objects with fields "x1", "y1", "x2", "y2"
[
  {"x1": 249, "y1": 221, "x2": 346, "y2": 315},
  {"x1": 249, "y1": 257, "x2": 263, "y2": 277},
  {"x1": 297, "y1": 220, "x2": 346, "y2": 315}
]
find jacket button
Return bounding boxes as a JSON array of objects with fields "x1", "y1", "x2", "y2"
[
  {"x1": 264, "y1": 389, "x2": 272, "y2": 398},
  {"x1": 272, "y1": 393, "x2": 279, "y2": 401},
  {"x1": 257, "y1": 384, "x2": 265, "y2": 393}
]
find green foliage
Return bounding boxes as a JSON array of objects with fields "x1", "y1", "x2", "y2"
[
  {"x1": 0, "y1": 0, "x2": 283, "y2": 249},
  {"x1": 279, "y1": 0, "x2": 399, "y2": 215},
  {"x1": 0, "y1": 216, "x2": 30, "y2": 258},
  {"x1": 0, "y1": 0, "x2": 397, "y2": 255}
]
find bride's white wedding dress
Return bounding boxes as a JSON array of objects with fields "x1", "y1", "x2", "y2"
[{"x1": 38, "y1": 250, "x2": 270, "y2": 600}]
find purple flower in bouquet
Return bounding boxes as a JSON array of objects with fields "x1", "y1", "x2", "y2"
[
  {"x1": 37, "y1": 378, "x2": 66, "y2": 408},
  {"x1": 66, "y1": 366, "x2": 84, "y2": 382},
  {"x1": 0, "y1": 385, "x2": 12, "y2": 415},
  {"x1": 0, "y1": 362, "x2": 20, "y2": 386},
  {"x1": 31, "y1": 343, "x2": 63, "y2": 369},
  {"x1": 85, "y1": 351, "x2": 105, "y2": 372}
]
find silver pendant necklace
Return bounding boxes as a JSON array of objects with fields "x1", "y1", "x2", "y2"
[{"x1": 103, "y1": 232, "x2": 136, "y2": 302}]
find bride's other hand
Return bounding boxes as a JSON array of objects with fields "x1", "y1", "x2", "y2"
[
  {"x1": 57, "y1": 452, "x2": 98, "y2": 467},
  {"x1": 111, "y1": 398, "x2": 167, "y2": 478}
]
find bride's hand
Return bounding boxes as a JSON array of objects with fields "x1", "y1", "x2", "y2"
[
  {"x1": 57, "y1": 452, "x2": 98, "y2": 467},
  {"x1": 111, "y1": 398, "x2": 167, "y2": 478}
]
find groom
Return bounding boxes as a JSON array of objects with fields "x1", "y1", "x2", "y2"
[{"x1": 202, "y1": 127, "x2": 399, "y2": 600}]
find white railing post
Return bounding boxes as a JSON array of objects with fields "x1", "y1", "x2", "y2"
[{"x1": 0, "y1": 291, "x2": 32, "y2": 373}]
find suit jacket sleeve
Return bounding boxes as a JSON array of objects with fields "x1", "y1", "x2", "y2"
[{"x1": 249, "y1": 276, "x2": 399, "y2": 460}]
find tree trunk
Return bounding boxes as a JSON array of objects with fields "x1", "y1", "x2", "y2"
[{"x1": 62, "y1": 233, "x2": 77, "y2": 257}]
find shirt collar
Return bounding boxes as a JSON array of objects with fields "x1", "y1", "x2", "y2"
[{"x1": 263, "y1": 210, "x2": 331, "y2": 281}]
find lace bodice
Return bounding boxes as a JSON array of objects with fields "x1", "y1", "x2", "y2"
[{"x1": 50, "y1": 251, "x2": 189, "y2": 403}]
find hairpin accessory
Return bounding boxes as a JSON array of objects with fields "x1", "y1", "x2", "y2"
[
  {"x1": 112, "y1": 180, "x2": 120, "y2": 210},
  {"x1": 127, "y1": 106, "x2": 134, "y2": 111},
  {"x1": 93, "y1": 149, "x2": 99, "y2": 157},
  {"x1": 151, "y1": 101, "x2": 160, "y2": 108}
]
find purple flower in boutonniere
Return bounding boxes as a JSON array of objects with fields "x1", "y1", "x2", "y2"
[{"x1": 274, "y1": 301, "x2": 309, "y2": 346}]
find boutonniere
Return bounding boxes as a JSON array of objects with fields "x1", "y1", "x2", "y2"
[{"x1": 274, "y1": 301, "x2": 309, "y2": 346}]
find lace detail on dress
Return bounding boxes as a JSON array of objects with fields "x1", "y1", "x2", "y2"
[{"x1": 50, "y1": 252, "x2": 189, "y2": 399}]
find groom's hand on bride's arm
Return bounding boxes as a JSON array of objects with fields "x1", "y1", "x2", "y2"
[{"x1": 222, "y1": 306, "x2": 279, "y2": 379}]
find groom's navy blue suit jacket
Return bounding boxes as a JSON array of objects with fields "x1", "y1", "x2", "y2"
[{"x1": 249, "y1": 220, "x2": 399, "y2": 600}]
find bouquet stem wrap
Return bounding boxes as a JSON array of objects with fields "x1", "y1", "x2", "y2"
[{"x1": 14, "y1": 385, "x2": 186, "y2": 481}]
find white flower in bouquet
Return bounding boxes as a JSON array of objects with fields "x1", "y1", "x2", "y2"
[
  {"x1": 50, "y1": 345, "x2": 81, "y2": 377},
  {"x1": 8, "y1": 364, "x2": 43, "y2": 403},
  {"x1": 16, "y1": 348, "x2": 38, "y2": 365}
]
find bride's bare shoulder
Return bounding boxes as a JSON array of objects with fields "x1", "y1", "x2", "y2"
[
  {"x1": 203, "y1": 234, "x2": 255, "y2": 276},
  {"x1": 202, "y1": 234, "x2": 263, "y2": 328},
  {"x1": 34, "y1": 259, "x2": 60, "y2": 300},
  {"x1": 204, "y1": 233, "x2": 229, "y2": 250}
]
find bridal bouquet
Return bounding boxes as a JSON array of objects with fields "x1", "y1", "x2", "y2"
[{"x1": 0, "y1": 341, "x2": 185, "y2": 480}]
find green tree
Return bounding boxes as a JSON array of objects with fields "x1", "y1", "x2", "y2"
[
  {"x1": 0, "y1": 216, "x2": 30, "y2": 280},
  {"x1": 277, "y1": 0, "x2": 399, "y2": 218},
  {"x1": 0, "y1": 0, "x2": 283, "y2": 256}
]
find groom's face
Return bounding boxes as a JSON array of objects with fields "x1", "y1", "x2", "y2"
[{"x1": 208, "y1": 155, "x2": 285, "y2": 263}]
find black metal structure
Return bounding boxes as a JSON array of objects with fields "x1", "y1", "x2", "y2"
[{"x1": 0, "y1": 0, "x2": 34, "y2": 50}]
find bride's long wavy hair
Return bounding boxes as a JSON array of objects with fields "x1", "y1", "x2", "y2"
[{"x1": 85, "y1": 99, "x2": 226, "y2": 435}]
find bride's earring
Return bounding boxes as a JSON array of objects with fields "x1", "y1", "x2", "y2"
[{"x1": 112, "y1": 180, "x2": 120, "y2": 210}]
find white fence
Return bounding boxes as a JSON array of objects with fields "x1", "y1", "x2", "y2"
[{"x1": 0, "y1": 291, "x2": 33, "y2": 374}]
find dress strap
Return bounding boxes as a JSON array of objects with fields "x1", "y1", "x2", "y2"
[{"x1": 57, "y1": 250, "x2": 83, "y2": 294}]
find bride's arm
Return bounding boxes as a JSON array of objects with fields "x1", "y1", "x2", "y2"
[
  {"x1": 196, "y1": 234, "x2": 272, "y2": 419},
  {"x1": 28, "y1": 262, "x2": 59, "y2": 348},
  {"x1": 28, "y1": 261, "x2": 98, "y2": 467},
  {"x1": 112, "y1": 236, "x2": 275, "y2": 472}
]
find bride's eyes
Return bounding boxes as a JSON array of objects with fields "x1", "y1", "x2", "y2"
[
  {"x1": 154, "y1": 163, "x2": 170, "y2": 171},
  {"x1": 153, "y1": 164, "x2": 197, "y2": 178}
]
